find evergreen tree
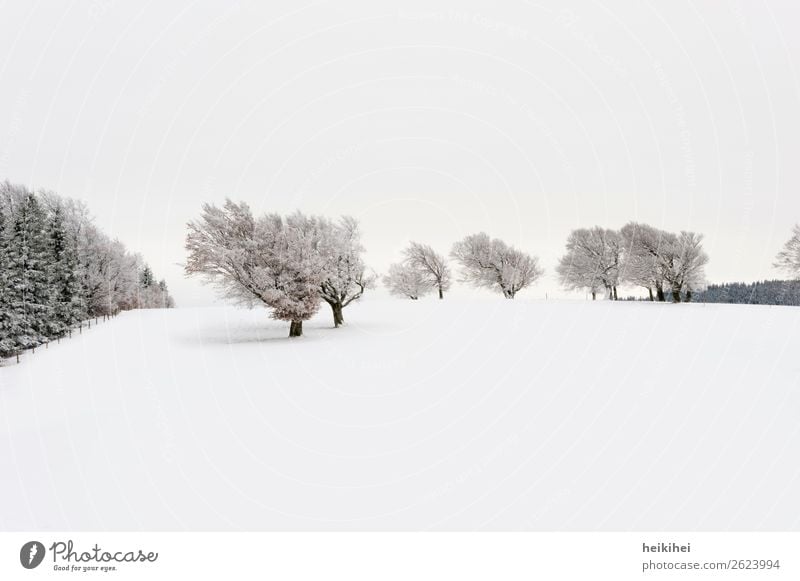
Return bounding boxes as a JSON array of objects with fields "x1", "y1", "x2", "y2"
[
  {"x1": 46, "y1": 203, "x2": 80, "y2": 335},
  {"x1": 7, "y1": 193, "x2": 52, "y2": 349},
  {"x1": 0, "y1": 208, "x2": 18, "y2": 358},
  {"x1": 67, "y1": 222, "x2": 89, "y2": 324},
  {"x1": 140, "y1": 265, "x2": 154, "y2": 288},
  {"x1": 158, "y1": 279, "x2": 175, "y2": 308}
]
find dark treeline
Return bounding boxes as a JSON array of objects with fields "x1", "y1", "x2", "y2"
[
  {"x1": 694, "y1": 280, "x2": 800, "y2": 306},
  {"x1": 621, "y1": 280, "x2": 800, "y2": 306},
  {"x1": 0, "y1": 181, "x2": 174, "y2": 361}
]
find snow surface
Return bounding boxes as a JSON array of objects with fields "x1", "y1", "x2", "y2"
[{"x1": 1, "y1": 299, "x2": 799, "y2": 531}]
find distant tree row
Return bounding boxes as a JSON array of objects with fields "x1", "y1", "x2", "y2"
[
  {"x1": 185, "y1": 201, "x2": 800, "y2": 337},
  {"x1": 383, "y1": 234, "x2": 543, "y2": 300},
  {"x1": 0, "y1": 181, "x2": 174, "y2": 360},
  {"x1": 694, "y1": 280, "x2": 800, "y2": 306},
  {"x1": 389, "y1": 223, "x2": 800, "y2": 304},
  {"x1": 556, "y1": 223, "x2": 709, "y2": 302},
  {"x1": 186, "y1": 201, "x2": 546, "y2": 335}
]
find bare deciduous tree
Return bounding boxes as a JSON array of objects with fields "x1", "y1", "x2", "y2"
[
  {"x1": 556, "y1": 227, "x2": 622, "y2": 300},
  {"x1": 775, "y1": 224, "x2": 800, "y2": 279},
  {"x1": 402, "y1": 242, "x2": 451, "y2": 299},
  {"x1": 450, "y1": 233, "x2": 543, "y2": 298},
  {"x1": 383, "y1": 263, "x2": 433, "y2": 299},
  {"x1": 620, "y1": 222, "x2": 671, "y2": 301},
  {"x1": 620, "y1": 222, "x2": 708, "y2": 302},
  {"x1": 318, "y1": 216, "x2": 375, "y2": 327},
  {"x1": 661, "y1": 231, "x2": 709, "y2": 302}
]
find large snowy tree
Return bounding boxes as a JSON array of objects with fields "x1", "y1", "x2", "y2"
[
  {"x1": 0, "y1": 207, "x2": 17, "y2": 358},
  {"x1": 402, "y1": 242, "x2": 451, "y2": 299},
  {"x1": 318, "y1": 216, "x2": 374, "y2": 327},
  {"x1": 450, "y1": 233, "x2": 543, "y2": 298},
  {"x1": 45, "y1": 202, "x2": 81, "y2": 335},
  {"x1": 383, "y1": 263, "x2": 433, "y2": 300},
  {"x1": 775, "y1": 224, "x2": 800, "y2": 279},
  {"x1": 619, "y1": 222, "x2": 672, "y2": 301},
  {"x1": 556, "y1": 227, "x2": 622, "y2": 300},
  {"x1": 660, "y1": 231, "x2": 709, "y2": 302},
  {"x1": 6, "y1": 192, "x2": 52, "y2": 349},
  {"x1": 185, "y1": 200, "x2": 328, "y2": 337},
  {"x1": 619, "y1": 222, "x2": 708, "y2": 302}
]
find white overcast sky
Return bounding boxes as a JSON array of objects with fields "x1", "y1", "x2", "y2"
[{"x1": 1, "y1": 0, "x2": 799, "y2": 305}]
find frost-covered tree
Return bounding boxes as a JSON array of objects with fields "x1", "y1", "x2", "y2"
[
  {"x1": 775, "y1": 224, "x2": 800, "y2": 279},
  {"x1": 185, "y1": 200, "x2": 327, "y2": 337},
  {"x1": 46, "y1": 203, "x2": 81, "y2": 335},
  {"x1": 619, "y1": 222, "x2": 708, "y2": 302},
  {"x1": 7, "y1": 192, "x2": 52, "y2": 349},
  {"x1": 140, "y1": 265, "x2": 155, "y2": 288},
  {"x1": 0, "y1": 207, "x2": 18, "y2": 358},
  {"x1": 660, "y1": 231, "x2": 709, "y2": 302},
  {"x1": 556, "y1": 227, "x2": 622, "y2": 300},
  {"x1": 135, "y1": 263, "x2": 175, "y2": 308},
  {"x1": 402, "y1": 242, "x2": 451, "y2": 299},
  {"x1": 58, "y1": 196, "x2": 91, "y2": 322},
  {"x1": 78, "y1": 228, "x2": 139, "y2": 316},
  {"x1": 158, "y1": 280, "x2": 176, "y2": 308},
  {"x1": 620, "y1": 222, "x2": 671, "y2": 301},
  {"x1": 383, "y1": 263, "x2": 433, "y2": 299},
  {"x1": 318, "y1": 216, "x2": 375, "y2": 327},
  {"x1": 450, "y1": 233, "x2": 543, "y2": 298}
]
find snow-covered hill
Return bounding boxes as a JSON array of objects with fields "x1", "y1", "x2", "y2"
[{"x1": 2, "y1": 299, "x2": 799, "y2": 530}]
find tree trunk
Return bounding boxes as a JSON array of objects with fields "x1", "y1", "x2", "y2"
[
  {"x1": 613, "y1": 286, "x2": 618, "y2": 301},
  {"x1": 685, "y1": 289, "x2": 693, "y2": 303},
  {"x1": 672, "y1": 288, "x2": 682, "y2": 303},
  {"x1": 289, "y1": 320, "x2": 303, "y2": 337},
  {"x1": 648, "y1": 287, "x2": 654, "y2": 301},
  {"x1": 656, "y1": 285, "x2": 666, "y2": 302},
  {"x1": 591, "y1": 291, "x2": 596, "y2": 301},
  {"x1": 438, "y1": 286, "x2": 443, "y2": 299},
  {"x1": 331, "y1": 302, "x2": 344, "y2": 328}
]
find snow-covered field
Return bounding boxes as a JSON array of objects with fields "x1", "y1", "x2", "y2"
[{"x1": 1, "y1": 299, "x2": 799, "y2": 531}]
